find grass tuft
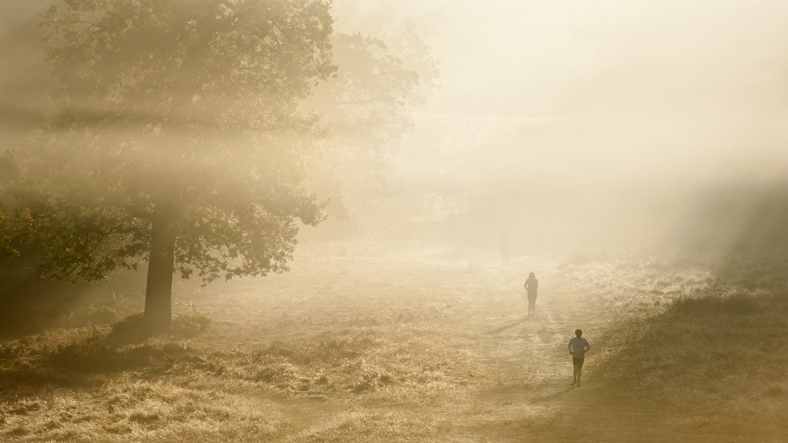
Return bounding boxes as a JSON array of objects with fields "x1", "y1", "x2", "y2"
[
  {"x1": 668, "y1": 292, "x2": 758, "y2": 316},
  {"x1": 170, "y1": 313, "x2": 211, "y2": 338},
  {"x1": 106, "y1": 313, "x2": 147, "y2": 346},
  {"x1": 105, "y1": 313, "x2": 212, "y2": 346}
]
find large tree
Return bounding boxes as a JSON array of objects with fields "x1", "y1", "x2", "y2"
[
  {"x1": 3, "y1": 0, "x2": 436, "y2": 333},
  {"x1": 9, "y1": 0, "x2": 335, "y2": 332}
]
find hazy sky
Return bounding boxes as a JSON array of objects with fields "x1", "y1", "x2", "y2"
[
  {"x1": 417, "y1": 0, "x2": 788, "y2": 116},
  {"x1": 361, "y1": 0, "x2": 788, "y2": 186},
  {"x1": 1, "y1": 0, "x2": 785, "y2": 251},
  {"x1": 3, "y1": 0, "x2": 787, "y2": 190},
  {"x1": 356, "y1": 0, "x2": 788, "y2": 251}
]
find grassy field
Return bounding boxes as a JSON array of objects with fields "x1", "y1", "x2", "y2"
[{"x1": 1, "y1": 243, "x2": 787, "y2": 442}]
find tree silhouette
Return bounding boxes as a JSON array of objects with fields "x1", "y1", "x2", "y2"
[
  {"x1": 2, "y1": 0, "x2": 436, "y2": 334},
  {"x1": 10, "y1": 0, "x2": 335, "y2": 332}
]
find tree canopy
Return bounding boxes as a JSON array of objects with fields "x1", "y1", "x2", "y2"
[
  {"x1": 1, "y1": 0, "x2": 436, "y2": 331},
  {"x1": 14, "y1": 0, "x2": 333, "y2": 280}
]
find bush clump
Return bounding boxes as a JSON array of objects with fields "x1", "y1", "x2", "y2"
[
  {"x1": 49, "y1": 332, "x2": 115, "y2": 370},
  {"x1": 669, "y1": 293, "x2": 758, "y2": 316},
  {"x1": 170, "y1": 314, "x2": 211, "y2": 338},
  {"x1": 106, "y1": 313, "x2": 148, "y2": 346},
  {"x1": 106, "y1": 313, "x2": 212, "y2": 345}
]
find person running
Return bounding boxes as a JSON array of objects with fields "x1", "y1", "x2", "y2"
[
  {"x1": 524, "y1": 272, "x2": 538, "y2": 317},
  {"x1": 568, "y1": 329, "x2": 590, "y2": 387}
]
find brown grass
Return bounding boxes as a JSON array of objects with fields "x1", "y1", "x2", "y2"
[{"x1": 1, "y1": 245, "x2": 787, "y2": 441}]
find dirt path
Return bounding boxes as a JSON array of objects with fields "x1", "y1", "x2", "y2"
[
  {"x1": 184, "y1": 254, "x2": 719, "y2": 441},
  {"x1": 452, "y1": 276, "x2": 597, "y2": 439},
  {"x1": 450, "y1": 265, "x2": 709, "y2": 442}
]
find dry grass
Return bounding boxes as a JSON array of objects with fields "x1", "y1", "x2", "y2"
[
  {"x1": 597, "y1": 283, "x2": 788, "y2": 438},
  {"x1": 1, "y1": 245, "x2": 787, "y2": 441}
]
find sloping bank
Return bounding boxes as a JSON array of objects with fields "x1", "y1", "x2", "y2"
[{"x1": 594, "y1": 253, "x2": 788, "y2": 441}]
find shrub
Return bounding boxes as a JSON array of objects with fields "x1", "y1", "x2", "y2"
[
  {"x1": 106, "y1": 313, "x2": 147, "y2": 346},
  {"x1": 105, "y1": 313, "x2": 211, "y2": 345},
  {"x1": 170, "y1": 314, "x2": 211, "y2": 338},
  {"x1": 669, "y1": 293, "x2": 758, "y2": 316},
  {"x1": 48, "y1": 332, "x2": 114, "y2": 370}
]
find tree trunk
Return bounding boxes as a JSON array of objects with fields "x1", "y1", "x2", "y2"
[{"x1": 144, "y1": 206, "x2": 177, "y2": 334}]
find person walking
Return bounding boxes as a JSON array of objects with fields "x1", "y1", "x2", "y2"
[
  {"x1": 568, "y1": 329, "x2": 590, "y2": 387},
  {"x1": 524, "y1": 272, "x2": 538, "y2": 317}
]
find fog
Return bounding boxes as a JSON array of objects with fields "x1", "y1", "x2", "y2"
[
  {"x1": 3, "y1": 0, "x2": 788, "y2": 259},
  {"x1": 2, "y1": 2, "x2": 788, "y2": 441},
  {"x1": 317, "y1": 0, "x2": 788, "y2": 260}
]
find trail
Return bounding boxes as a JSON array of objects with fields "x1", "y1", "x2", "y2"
[
  {"x1": 455, "y1": 265, "x2": 686, "y2": 442},
  {"x1": 187, "y1": 253, "x2": 722, "y2": 442}
]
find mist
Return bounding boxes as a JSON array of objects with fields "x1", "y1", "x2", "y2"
[
  {"x1": 4, "y1": 0, "x2": 788, "y2": 256},
  {"x1": 313, "y1": 0, "x2": 788, "y2": 261},
  {"x1": 2, "y1": 1, "x2": 788, "y2": 441}
]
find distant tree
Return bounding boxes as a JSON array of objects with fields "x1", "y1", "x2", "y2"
[
  {"x1": 7, "y1": 0, "x2": 335, "y2": 333},
  {"x1": 307, "y1": 16, "x2": 439, "y2": 218}
]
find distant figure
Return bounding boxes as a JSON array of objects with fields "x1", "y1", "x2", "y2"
[
  {"x1": 524, "y1": 272, "x2": 538, "y2": 317},
  {"x1": 500, "y1": 233, "x2": 509, "y2": 265},
  {"x1": 568, "y1": 329, "x2": 591, "y2": 387}
]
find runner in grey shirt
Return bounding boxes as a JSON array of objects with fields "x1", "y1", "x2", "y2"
[{"x1": 568, "y1": 329, "x2": 590, "y2": 387}]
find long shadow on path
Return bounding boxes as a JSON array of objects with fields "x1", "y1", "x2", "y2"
[
  {"x1": 530, "y1": 387, "x2": 574, "y2": 403},
  {"x1": 484, "y1": 317, "x2": 529, "y2": 335}
]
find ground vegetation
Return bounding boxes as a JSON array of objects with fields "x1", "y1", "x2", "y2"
[{"x1": 1, "y1": 243, "x2": 786, "y2": 441}]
